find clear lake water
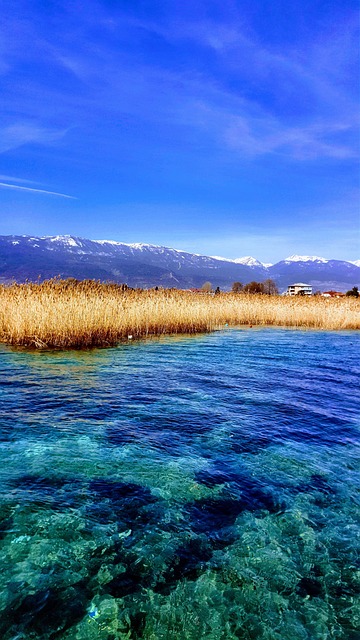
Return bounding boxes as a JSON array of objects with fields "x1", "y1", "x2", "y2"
[{"x1": 0, "y1": 328, "x2": 359, "y2": 639}]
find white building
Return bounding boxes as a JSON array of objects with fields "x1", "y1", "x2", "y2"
[{"x1": 287, "y1": 283, "x2": 312, "y2": 296}]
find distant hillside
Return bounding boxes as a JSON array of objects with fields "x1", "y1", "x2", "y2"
[
  {"x1": 0, "y1": 235, "x2": 359, "y2": 292},
  {"x1": 268, "y1": 257, "x2": 360, "y2": 293}
]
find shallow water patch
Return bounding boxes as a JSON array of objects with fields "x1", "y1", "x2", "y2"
[{"x1": 0, "y1": 330, "x2": 359, "y2": 639}]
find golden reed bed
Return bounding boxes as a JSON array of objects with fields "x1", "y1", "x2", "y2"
[{"x1": 0, "y1": 279, "x2": 359, "y2": 349}]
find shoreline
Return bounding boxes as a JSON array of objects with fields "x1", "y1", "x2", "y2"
[
  {"x1": 1, "y1": 324, "x2": 359, "y2": 354},
  {"x1": 1, "y1": 280, "x2": 359, "y2": 349}
]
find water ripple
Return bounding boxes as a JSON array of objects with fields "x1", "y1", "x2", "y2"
[{"x1": 0, "y1": 329, "x2": 359, "y2": 639}]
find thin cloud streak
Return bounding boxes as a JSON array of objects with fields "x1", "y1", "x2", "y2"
[
  {"x1": 0, "y1": 174, "x2": 38, "y2": 185},
  {"x1": 0, "y1": 123, "x2": 68, "y2": 154},
  {"x1": 0, "y1": 182, "x2": 77, "y2": 199}
]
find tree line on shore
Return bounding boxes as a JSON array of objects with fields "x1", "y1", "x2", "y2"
[
  {"x1": 5, "y1": 276, "x2": 358, "y2": 297},
  {"x1": 200, "y1": 279, "x2": 279, "y2": 294}
]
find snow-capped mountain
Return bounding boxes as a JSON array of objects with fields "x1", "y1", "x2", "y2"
[
  {"x1": 0, "y1": 235, "x2": 358, "y2": 292},
  {"x1": 233, "y1": 256, "x2": 265, "y2": 267},
  {"x1": 0, "y1": 235, "x2": 268, "y2": 289},
  {"x1": 350, "y1": 259, "x2": 360, "y2": 268},
  {"x1": 284, "y1": 255, "x2": 329, "y2": 264},
  {"x1": 211, "y1": 255, "x2": 266, "y2": 267}
]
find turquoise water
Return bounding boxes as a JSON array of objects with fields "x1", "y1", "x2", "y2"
[{"x1": 0, "y1": 328, "x2": 359, "y2": 639}]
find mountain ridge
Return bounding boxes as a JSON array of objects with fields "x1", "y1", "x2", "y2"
[{"x1": 0, "y1": 234, "x2": 359, "y2": 292}]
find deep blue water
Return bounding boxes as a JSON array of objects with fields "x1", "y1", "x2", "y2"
[{"x1": 0, "y1": 328, "x2": 359, "y2": 639}]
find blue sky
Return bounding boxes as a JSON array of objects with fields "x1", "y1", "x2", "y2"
[{"x1": 0, "y1": 0, "x2": 359, "y2": 262}]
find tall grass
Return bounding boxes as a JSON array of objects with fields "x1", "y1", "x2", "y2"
[{"x1": 0, "y1": 279, "x2": 358, "y2": 349}]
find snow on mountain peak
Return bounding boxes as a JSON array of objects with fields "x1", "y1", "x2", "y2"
[
  {"x1": 95, "y1": 239, "x2": 160, "y2": 250},
  {"x1": 284, "y1": 255, "x2": 328, "y2": 264},
  {"x1": 210, "y1": 255, "x2": 268, "y2": 267},
  {"x1": 350, "y1": 259, "x2": 360, "y2": 267},
  {"x1": 45, "y1": 235, "x2": 80, "y2": 247},
  {"x1": 95, "y1": 239, "x2": 124, "y2": 246},
  {"x1": 210, "y1": 255, "x2": 236, "y2": 263},
  {"x1": 233, "y1": 256, "x2": 264, "y2": 267}
]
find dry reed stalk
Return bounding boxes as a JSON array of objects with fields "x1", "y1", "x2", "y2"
[{"x1": 0, "y1": 280, "x2": 359, "y2": 348}]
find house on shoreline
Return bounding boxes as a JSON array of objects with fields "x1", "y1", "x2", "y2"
[{"x1": 286, "y1": 283, "x2": 312, "y2": 296}]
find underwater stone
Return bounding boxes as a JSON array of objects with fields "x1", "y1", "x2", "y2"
[
  {"x1": 189, "y1": 497, "x2": 245, "y2": 534},
  {"x1": 297, "y1": 577, "x2": 323, "y2": 598},
  {"x1": 88, "y1": 480, "x2": 158, "y2": 533},
  {"x1": 154, "y1": 536, "x2": 213, "y2": 594},
  {"x1": 8, "y1": 474, "x2": 86, "y2": 512},
  {"x1": 1, "y1": 584, "x2": 88, "y2": 637}
]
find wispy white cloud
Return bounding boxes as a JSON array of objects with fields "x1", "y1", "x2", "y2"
[
  {"x1": 222, "y1": 114, "x2": 358, "y2": 160},
  {"x1": 97, "y1": 5, "x2": 357, "y2": 160},
  {"x1": 0, "y1": 0, "x2": 358, "y2": 165},
  {"x1": 0, "y1": 123, "x2": 68, "y2": 153},
  {"x1": 42, "y1": 47, "x2": 350, "y2": 162},
  {"x1": 0, "y1": 182, "x2": 76, "y2": 199},
  {"x1": 47, "y1": 11, "x2": 358, "y2": 162}
]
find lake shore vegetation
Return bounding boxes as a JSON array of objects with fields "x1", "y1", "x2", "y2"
[{"x1": 0, "y1": 278, "x2": 359, "y2": 349}]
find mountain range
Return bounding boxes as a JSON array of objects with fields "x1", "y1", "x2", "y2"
[{"x1": 0, "y1": 235, "x2": 359, "y2": 292}]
